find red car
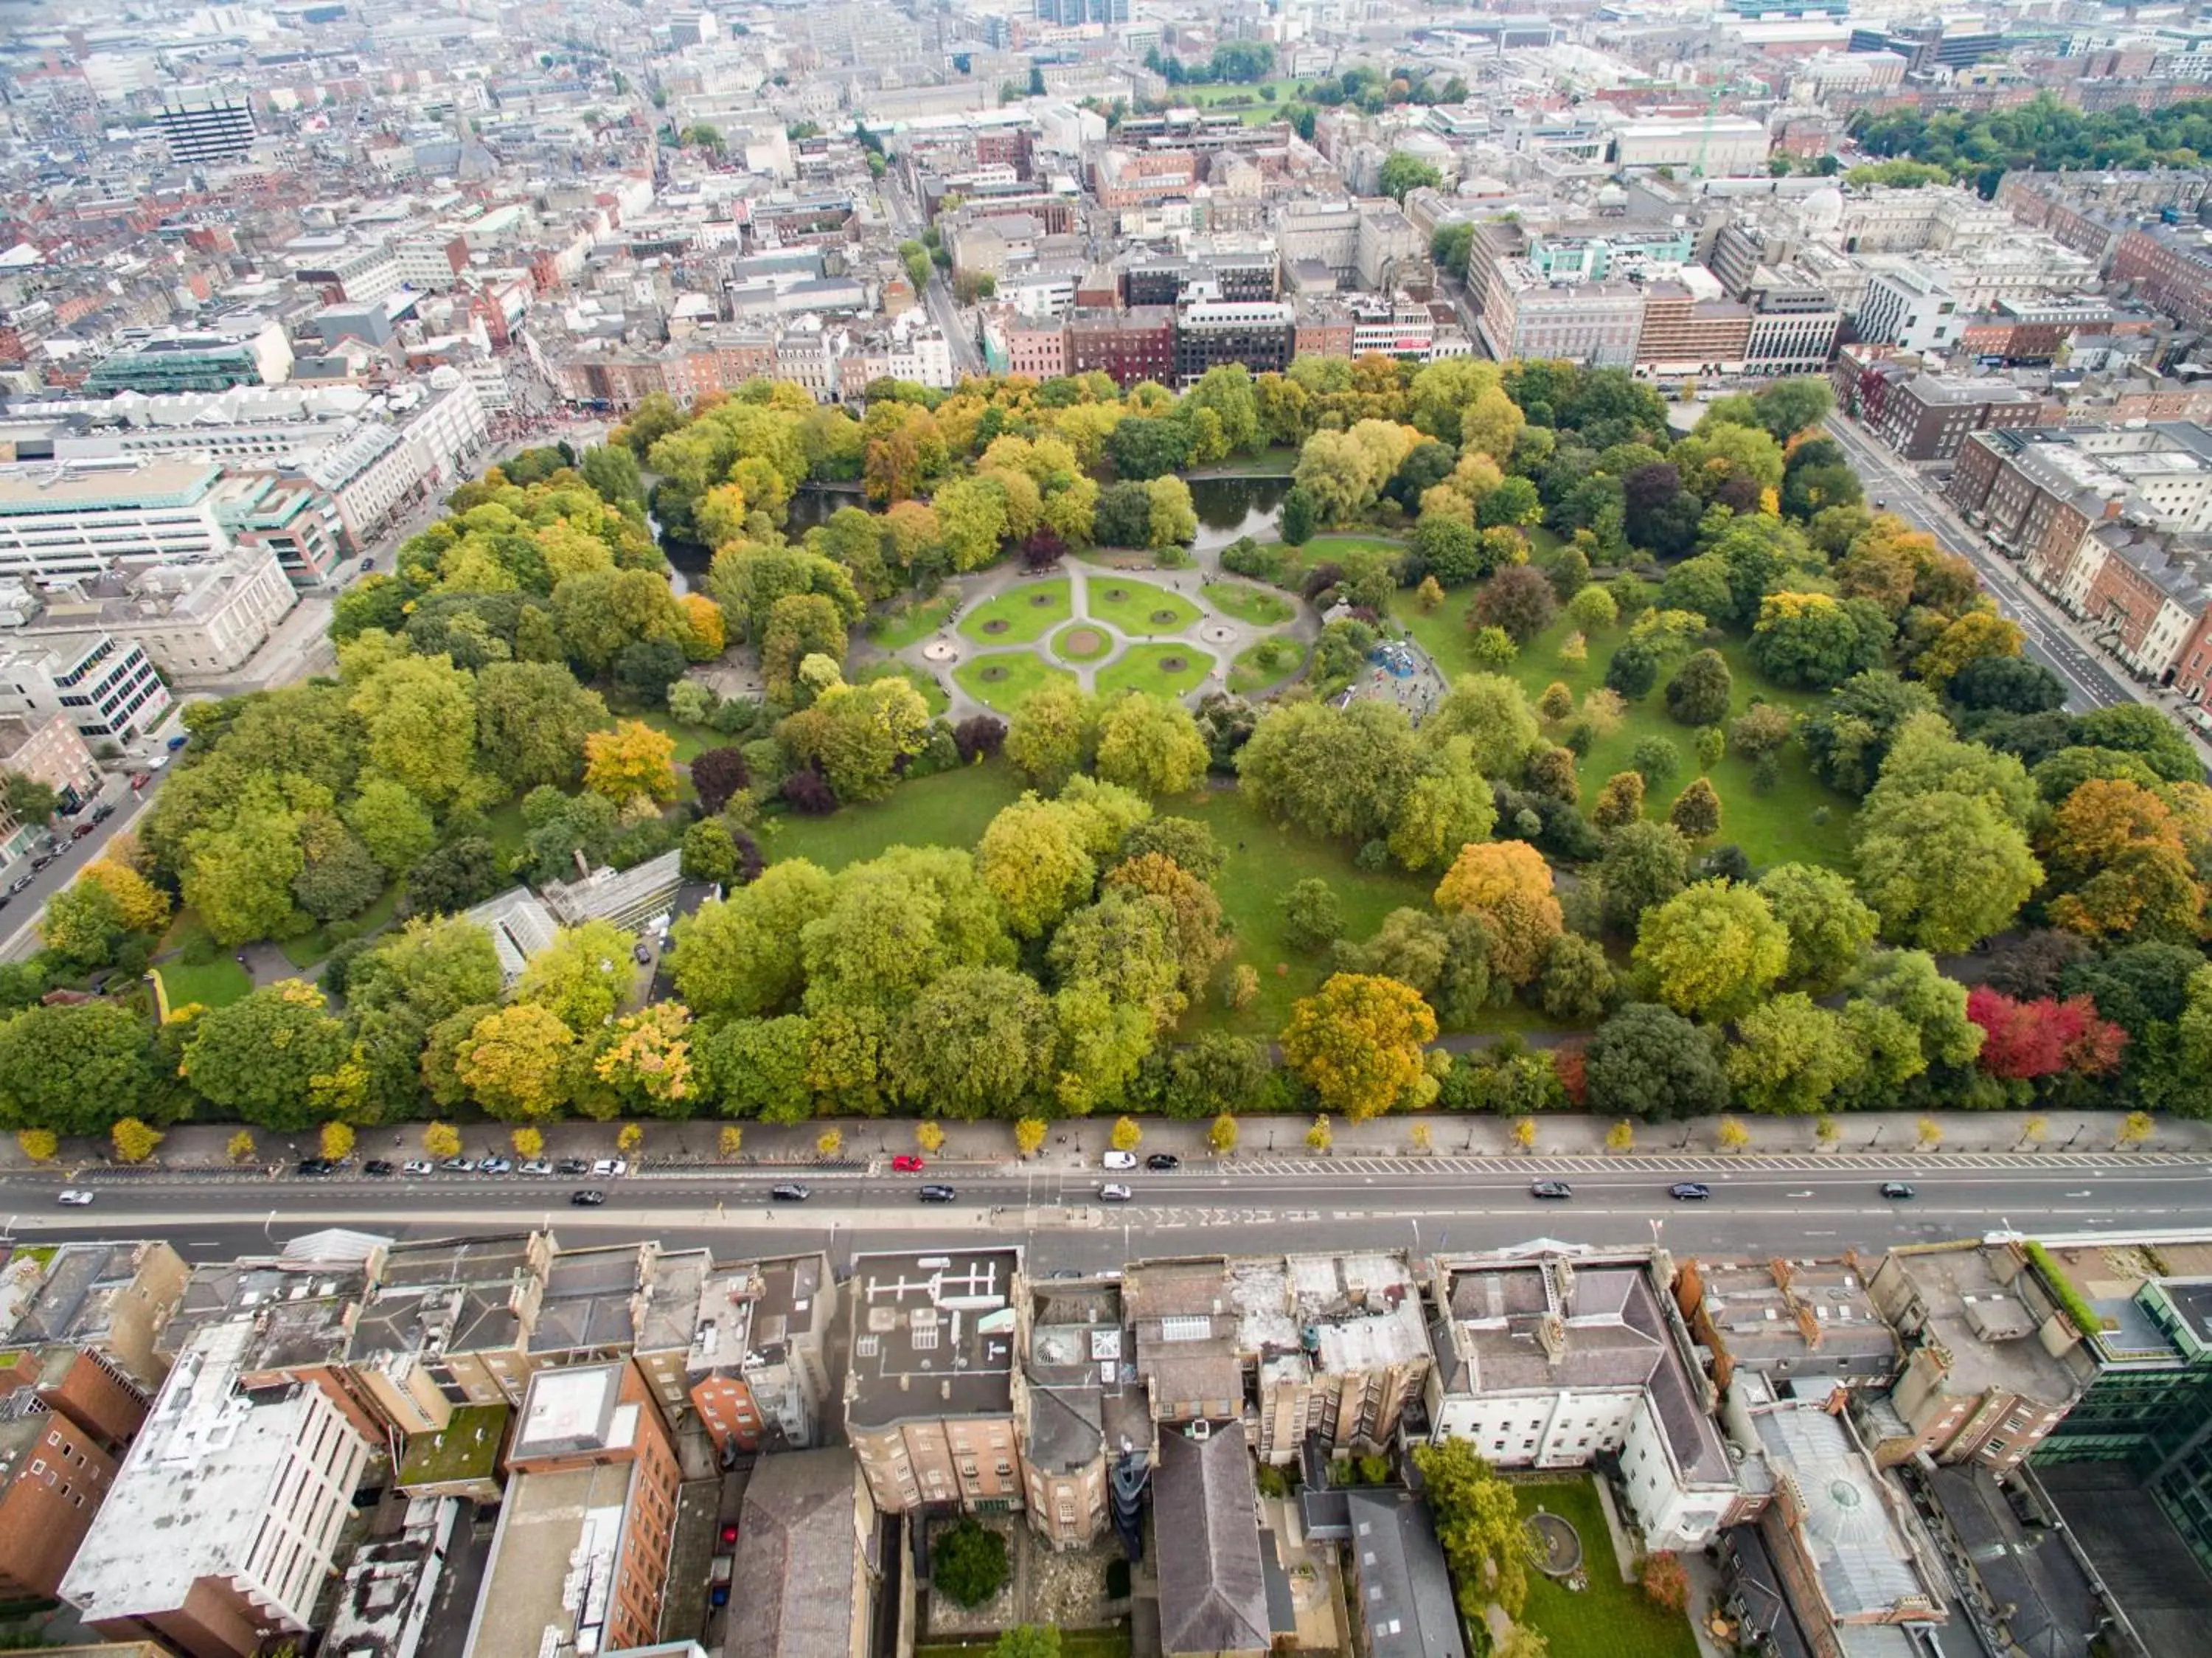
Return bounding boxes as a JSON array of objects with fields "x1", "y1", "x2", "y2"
[{"x1": 891, "y1": 1154, "x2": 925, "y2": 1172}]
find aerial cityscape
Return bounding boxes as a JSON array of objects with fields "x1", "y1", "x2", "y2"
[{"x1": 2, "y1": 1, "x2": 2212, "y2": 1656}]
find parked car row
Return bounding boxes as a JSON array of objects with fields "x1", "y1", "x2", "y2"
[{"x1": 296, "y1": 1156, "x2": 630, "y2": 1179}]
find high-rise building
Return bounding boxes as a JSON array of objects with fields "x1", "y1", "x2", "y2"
[
  {"x1": 153, "y1": 88, "x2": 257, "y2": 166},
  {"x1": 1035, "y1": 0, "x2": 1129, "y2": 24}
]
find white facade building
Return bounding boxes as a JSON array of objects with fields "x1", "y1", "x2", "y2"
[
  {"x1": 0, "y1": 461, "x2": 232, "y2": 582},
  {"x1": 1857, "y1": 263, "x2": 1964, "y2": 353},
  {"x1": 61, "y1": 1319, "x2": 373, "y2": 1648},
  {"x1": 0, "y1": 629, "x2": 170, "y2": 743}
]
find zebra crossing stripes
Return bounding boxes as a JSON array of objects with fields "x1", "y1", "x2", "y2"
[{"x1": 1216, "y1": 1151, "x2": 2190, "y2": 1178}]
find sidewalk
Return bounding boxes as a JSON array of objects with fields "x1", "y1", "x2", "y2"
[{"x1": 12, "y1": 1107, "x2": 2203, "y2": 1177}]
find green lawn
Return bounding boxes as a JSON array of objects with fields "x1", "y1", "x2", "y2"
[
  {"x1": 855, "y1": 659, "x2": 950, "y2": 717},
  {"x1": 1174, "y1": 790, "x2": 1434, "y2": 1036},
  {"x1": 1229, "y1": 635, "x2": 1307, "y2": 694},
  {"x1": 153, "y1": 912, "x2": 254, "y2": 1010},
  {"x1": 1096, "y1": 643, "x2": 1214, "y2": 699},
  {"x1": 1053, "y1": 622, "x2": 1116, "y2": 663},
  {"x1": 920, "y1": 1634, "x2": 1127, "y2": 1658},
  {"x1": 1512, "y1": 1480, "x2": 1698, "y2": 1658},
  {"x1": 959, "y1": 578, "x2": 1071, "y2": 645},
  {"x1": 1390, "y1": 591, "x2": 1854, "y2": 870},
  {"x1": 868, "y1": 591, "x2": 956, "y2": 650},
  {"x1": 1088, "y1": 577, "x2": 1202, "y2": 637},
  {"x1": 955, "y1": 651, "x2": 1075, "y2": 714},
  {"x1": 770, "y1": 761, "x2": 1028, "y2": 870},
  {"x1": 1176, "y1": 77, "x2": 1304, "y2": 124},
  {"x1": 635, "y1": 710, "x2": 724, "y2": 764},
  {"x1": 484, "y1": 799, "x2": 530, "y2": 863},
  {"x1": 1203, "y1": 581, "x2": 1295, "y2": 626}
]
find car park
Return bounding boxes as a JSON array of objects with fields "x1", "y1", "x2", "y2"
[
  {"x1": 570, "y1": 1189, "x2": 606, "y2": 1206},
  {"x1": 364, "y1": 1160, "x2": 395, "y2": 1176},
  {"x1": 892, "y1": 1154, "x2": 925, "y2": 1172},
  {"x1": 1880, "y1": 1181, "x2": 1916, "y2": 1200},
  {"x1": 918, "y1": 1184, "x2": 958, "y2": 1203},
  {"x1": 57, "y1": 1189, "x2": 94, "y2": 1206},
  {"x1": 402, "y1": 1159, "x2": 434, "y2": 1175},
  {"x1": 1669, "y1": 1182, "x2": 1711, "y2": 1201},
  {"x1": 1529, "y1": 1180, "x2": 1573, "y2": 1200},
  {"x1": 1102, "y1": 1151, "x2": 1138, "y2": 1170},
  {"x1": 770, "y1": 1183, "x2": 811, "y2": 1201},
  {"x1": 1099, "y1": 1183, "x2": 1133, "y2": 1202},
  {"x1": 1145, "y1": 1154, "x2": 1180, "y2": 1170},
  {"x1": 296, "y1": 1158, "x2": 336, "y2": 1177}
]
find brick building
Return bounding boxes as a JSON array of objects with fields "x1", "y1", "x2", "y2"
[
  {"x1": 1065, "y1": 306, "x2": 1174, "y2": 387},
  {"x1": 2111, "y1": 223, "x2": 2212, "y2": 331},
  {"x1": 0, "y1": 1378, "x2": 121, "y2": 1599}
]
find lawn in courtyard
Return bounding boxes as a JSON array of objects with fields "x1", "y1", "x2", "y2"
[
  {"x1": 1053, "y1": 622, "x2": 1116, "y2": 663},
  {"x1": 1202, "y1": 580, "x2": 1296, "y2": 626},
  {"x1": 1511, "y1": 1480, "x2": 1699, "y2": 1658},
  {"x1": 1096, "y1": 642, "x2": 1214, "y2": 699},
  {"x1": 854, "y1": 659, "x2": 950, "y2": 716},
  {"x1": 1173, "y1": 789, "x2": 1435, "y2": 1036},
  {"x1": 771, "y1": 760, "x2": 1028, "y2": 871},
  {"x1": 1389, "y1": 591, "x2": 1854, "y2": 869},
  {"x1": 958, "y1": 578, "x2": 1071, "y2": 646},
  {"x1": 867, "y1": 591, "x2": 956, "y2": 651},
  {"x1": 1228, "y1": 634, "x2": 1307, "y2": 694},
  {"x1": 955, "y1": 651, "x2": 1075, "y2": 713},
  {"x1": 153, "y1": 912, "x2": 253, "y2": 1011},
  {"x1": 1088, "y1": 577, "x2": 1203, "y2": 637},
  {"x1": 1176, "y1": 78, "x2": 1304, "y2": 124}
]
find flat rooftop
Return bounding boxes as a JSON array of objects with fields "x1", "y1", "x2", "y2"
[
  {"x1": 529, "y1": 1245, "x2": 645, "y2": 1356},
  {"x1": 465, "y1": 1461, "x2": 635, "y2": 1658},
  {"x1": 397, "y1": 1402, "x2": 508, "y2": 1489},
  {"x1": 844, "y1": 1249, "x2": 1018, "y2": 1428},
  {"x1": 1882, "y1": 1246, "x2": 2081, "y2": 1404},
  {"x1": 636, "y1": 1247, "x2": 709, "y2": 1356},
  {"x1": 163, "y1": 1258, "x2": 366, "y2": 1371},
  {"x1": 1691, "y1": 1257, "x2": 1897, "y2": 1378},
  {"x1": 0, "y1": 459, "x2": 221, "y2": 512},
  {"x1": 510, "y1": 1361, "x2": 633, "y2": 1461},
  {"x1": 347, "y1": 1234, "x2": 539, "y2": 1362}
]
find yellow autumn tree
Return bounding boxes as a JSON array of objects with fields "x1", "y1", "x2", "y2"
[
  {"x1": 1432, "y1": 840, "x2": 1565, "y2": 986},
  {"x1": 583, "y1": 719, "x2": 678, "y2": 805},
  {"x1": 456, "y1": 1004, "x2": 577, "y2": 1120},
  {"x1": 679, "y1": 593, "x2": 727, "y2": 661},
  {"x1": 594, "y1": 1002, "x2": 696, "y2": 1111},
  {"x1": 78, "y1": 859, "x2": 172, "y2": 934}
]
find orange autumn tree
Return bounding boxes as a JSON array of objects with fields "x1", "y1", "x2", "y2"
[{"x1": 1432, "y1": 839, "x2": 1563, "y2": 985}]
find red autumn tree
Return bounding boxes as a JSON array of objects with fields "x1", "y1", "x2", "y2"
[
  {"x1": 1965, "y1": 987, "x2": 2126, "y2": 1081},
  {"x1": 1552, "y1": 1045, "x2": 1589, "y2": 1106}
]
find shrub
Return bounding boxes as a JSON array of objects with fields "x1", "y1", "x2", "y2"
[
  {"x1": 933, "y1": 1519, "x2": 1009, "y2": 1608},
  {"x1": 781, "y1": 769, "x2": 838, "y2": 815},
  {"x1": 2024, "y1": 1241, "x2": 2115, "y2": 1335},
  {"x1": 1641, "y1": 1551, "x2": 1690, "y2": 1612}
]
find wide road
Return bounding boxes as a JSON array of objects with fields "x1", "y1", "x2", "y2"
[
  {"x1": 7, "y1": 1151, "x2": 2205, "y2": 1273},
  {"x1": 1822, "y1": 414, "x2": 2133, "y2": 713}
]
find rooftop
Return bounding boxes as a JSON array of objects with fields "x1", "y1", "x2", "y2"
[
  {"x1": 0, "y1": 459, "x2": 222, "y2": 513},
  {"x1": 4, "y1": 1242, "x2": 162, "y2": 1355},
  {"x1": 844, "y1": 1248, "x2": 1019, "y2": 1428},
  {"x1": 396, "y1": 1403, "x2": 509, "y2": 1490},
  {"x1": 1344, "y1": 1490, "x2": 1469, "y2": 1658},
  {"x1": 1026, "y1": 1277, "x2": 1147, "y2": 1474},
  {"x1": 161, "y1": 1256, "x2": 367, "y2": 1372},
  {"x1": 638, "y1": 1248, "x2": 709, "y2": 1356},
  {"x1": 728, "y1": 1449, "x2": 863, "y2": 1658},
  {"x1": 1922, "y1": 1466, "x2": 2099, "y2": 1658},
  {"x1": 1155, "y1": 1421, "x2": 1271, "y2": 1656},
  {"x1": 529, "y1": 1244, "x2": 647, "y2": 1356},
  {"x1": 346, "y1": 1233, "x2": 541, "y2": 1362},
  {"x1": 1689, "y1": 1257, "x2": 1898, "y2": 1381},
  {"x1": 1875, "y1": 1245, "x2": 2081, "y2": 1405},
  {"x1": 321, "y1": 1495, "x2": 457, "y2": 1658},
  {"x1": 510, "y1": 1361, "x2": 633, "y2": 1461},
  {"x1": 1750, "y1": 1395, "x2": 1935, "y2": 1621},
  {"x1": 465, "y1": 1460, "x2": 636, "y2": 1658}
]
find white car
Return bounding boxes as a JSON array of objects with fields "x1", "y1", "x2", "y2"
[
  {"x1": 1102, "y1": 1151, "x2": 1138, "y2": 1170},
  {"x1": 518, "y1": 1159, "x2": 553, "y2": 1176},
  {"x1": 401, "y1": 1159, "x2": 434, "y2": 1176},
  {"x1": 56, "y1": 1189, "x2": 94, "y2": 1206},
  {"x1": 1099, "y1": 1183, "x2": 1134, "y2": 1203},
  {"x1": 591, "y1": 1158, "x2": 630, "y2": 1178}
]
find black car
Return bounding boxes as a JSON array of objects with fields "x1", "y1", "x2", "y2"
[
  {"x1": 363, "y1": 1159, "x2": 396, "y2": 1177},
  {"x1": 570, "y1": 1189, "x2": 607, "y2": 1206},
  {"x1": 918, "y1": 1184, "x2": 958, "y2": 1202},
  {"x1": 1144, "y1": 1153, "x2": 1180, "y2": 1171},
  {"x1": 1880, "y1": 1181, "x2": 1916, "y2": 1200},
  {"x1": 1669, "y1": 1182, "x2": 1711, "y2": 1201},
  {"x1": 555, "y1": 1158, "x2": 591, "y2": 1176},
  {"x1": 90, "y1": 803, "x2": 114, "y2": 824},
  {"x1": 771, "y1": 1182, "x2": 812, "y2": 1202},
  {"x1": 296, "y1": 1158, "x2": 336, "y2": 1177},
  {"x1": 1529, "y1": 1179, "x2": 1573, "y2": 1200}
]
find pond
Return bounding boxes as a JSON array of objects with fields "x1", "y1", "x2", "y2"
[{"x1": 1189, "y1": 475, "x2": 1290, "y2": 547}]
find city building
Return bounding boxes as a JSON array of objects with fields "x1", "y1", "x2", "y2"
[
  {"x1": 1, "y1": 1241, "x2": 190, "y2": 1396},
  {"x1": 683, "y1": 1253, "x2": 837, "y2": 1456},
  {"x1": 1425, "y1": 1248, "x2": 1742, "y2": 1550},
  {"x1": 0, "y1": 711, "x2": 103, "y2": 810},
  {"x1": 83, "y1": 324, "x2": 293, "y2": 396},
  {"x1": 343, "y1": 1232, "x2": 553, "y2": 1432},
  {"x1": 465, "y1": 1362, "x2": 683, "y2": 1658},
  {"x1": 2112, "y1": 223, "x2": 2212, "y2": 333},
  {"x1": 1154, "y1": 1421, "x2": 1272, "y2": 1657},
  {"x1": 153, "y1": 87, "x2": 256, "y2": 166},
  {"x1": 1867, "y1": 373, "x2": 2042, "y2": 462},
  {"x1": 1475, "y1": 259, "x2": 1645, "y2": 367},
  {"x1": 727, "y1": 1449, "x2": 879, "y2": 1658},
  {"x1": 1172, "y1": 299, "x2": 1294, "y2": 387},
  {"x1": 1611, "y1": 117, "x2": 1770, "y2": 176},
  {"x1": 60, "y1": 1320, "x2": 375, "y2": 1658},
  {"x1": 0, "y1": 550, "x2": 298, "y2": 681},
  {"x1": 842, "y1": 1248, "x2": 1023, "y2": 1516},
  {"x1": 0, "y1": 462, "x2": 234, "y2": 583},
  {"x1": 1673, "y1": 1256, "x2": 1898, "y2": 1395},
  {"x1": 1863, "y1": 1242, "x2": 2087, "y2": 1475},
  {"x1": 1340, "y1": 1490, "x2": 1468, "y2": 1658},
  {"x1": 318, "y1": 1495, "x2": 465, "y2": 1658},
  {"x1": 0, "y1": 630, "x2": 170, "y2": 745},
  {"x1": 1065, "y1": 306, "x2": 1175, "y2": 388},
  {"x1": 0, "y1": 1378, "x2": 122, "y2": 1599},
  {"x1": 1016, "y1": 1274, "x2": 1148, "y2": 1550},
  {"x1": 1857, "y1": 263, "x2": 1964, "y2": 353}
]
